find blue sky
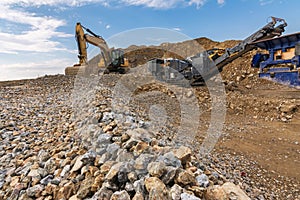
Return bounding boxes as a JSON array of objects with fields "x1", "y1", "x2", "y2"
[{"x1": 0, "y1": 0, "x2": 299, "y2": 81}]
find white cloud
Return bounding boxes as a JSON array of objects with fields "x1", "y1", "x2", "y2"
[
  {"x1": 259, "y1": 0, "x2": 274, "y2": 6},
  {"x1": 188, "y1": 0, "x2": 206, "y2": 8},
  {"x1": 0, "y1": 4, "x2": 72, "y2": 54},
  {"x1": 121, "y1": 0, "x2": 181, "y2": 9},
  {"x1": 0, "y1": 58, "x2": 73, "y2": 81},
  {"x1": 173, "y1": 27, "x2": 182, "y2": 31},
  {"x1": 0, "y1": 0, "x2": 107, "y2": 7},
  {"x1": 217, "y1": 0, "x2": 225, "y2": 5}
]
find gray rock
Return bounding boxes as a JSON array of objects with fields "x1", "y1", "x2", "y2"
[
  {"x1": 116, "y1": 150, "x2": 134, "y2": 162},
  {"x1": 118, "y1": 162, "x2": 133, "y2": 183},
  {"x1": 51, "y1": 178, "x2": 61, "y2": 185},
  {"x1": 91, "y1": 186, "x2": 113, "y2": 200},
  {"x1": 126, "y1": 128, "x2": 152, "y2": 143},
  {"x1": 157, "y1": 152, "x2": 181, "y2": 168},
  {"x1": 81, "y1": 150, "x2": 96, "y2": 164},
  {"x1": 95, "y1": 147, "x2": 106, "y2": 155},
  {"x1": 40, "y1": 175, "x2": 53, "y2": 185},
  {"x1": 106, "y1": 143, "x2": 120, "y2": 159},
  {"x1": 60, "y1": 164, "x2": 71, "y2": 177},
  {"x1": 170, "y1": 184, "x2": 183, "y2": 200},
  {"x1": 161, "y1": 166, "x2": 177, "y2": 185},
  {"x1": 102, "y1": 112, "x2": 114, "y2": 122},
  {"x1": 125, "y1": 182, "x2": 135, "y2": 192},
  {"x1": 196, "y1": 174, "x2": 210, "y2": 187},
  {"x1": 181, "y1": 193, "x2": 201, "y2": 200},
  {"x1": 97, "y1": 133, "x2": 112, "y2": 146},
  {"x1": 133, "y1": 179, "x2": 145, "y2": 193},
  {"x1": 26, "y1": 184, "x2": 44, "y2": 197},
  {"x1": 135, "y1": 154, "x2": 156, "y2": 170}
]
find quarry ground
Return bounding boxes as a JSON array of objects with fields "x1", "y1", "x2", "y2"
[
  {"x1": 1, "y1": 37, "x2": 299, "y2": 199},
  {"x1": 0, "y1": 71, "x2": 299, "y2": 199}
]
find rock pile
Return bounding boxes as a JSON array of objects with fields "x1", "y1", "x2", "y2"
[{"x1": 0, "y1": 75, "x2": 252, "y2": 200}]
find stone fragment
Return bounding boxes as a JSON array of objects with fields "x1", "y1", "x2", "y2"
[
  {"x1": 105, "y1": 162, "x2": 123, "y2": 181},
  {"x1": 205, "y1": 182, "x2": 251, "y2": 200},
  {"x1": 69, "y1": 195, "x2": 80, "y2": 200},
  {"x1": 181, "y1": 193, "x2": 201, "y2": 200},
  {"x1": 196, "y1": 174, "x2": 210, "y2": 187},
  {"x1": 110, "y1": 190, "x2": 131, "y2": 200},
  {"x1": 280, "y1": 104, "x2": 298, "y2": 114},
  {"x1": 38, "y1": 149, "x2": 50, "y2": 163},
  {"x1": 127, "y1": 171, "x2": 138, "y2": 182},
  {"x1": 116, "y1": 149, "x2": 134, "y2": 162},
  {"x1": 147, "y1": 161, "x2": 166, "y2": 177},
  {"x1": 56, "y1": 181, "x2": 76, "y2": 200},
  {"x1": 26, "y1": 184, "x2": 44, "y2": 198},
  {"x1": 92, "y1": 186, "x2": 113, "y2": 200},
  {"x1": 44, "y1": 158, "x2": 57, "y2": 174},
  {"x1": 134, "y1": 154, "x2": 155, "y2": 170},
  {"x1": 71, "y1": 156, "x2": 83, "y2": 172},
  {"x1": 170, "y1": 184, "x2": 183, "y2": 200},
  {"x1": 144, "y1": 177, "x2": 169, "y2": 200},
  {"x1": 132, "y1": 192, "x2": 144, "y2": 200},
  {"x1": 175, "y1": 170, "x2": 196, "y2": 186},
  {"x1": 40, "y1": 175, "x2": 53, "y2": 185},
  {"x1": 92, "y1": 174, "x2": 105, "y2": 192},
  {"x1": 173, "y1": 146, "x2": 192, "y2": 165},
  {"x1": 161, "y1": 166, "x2": 177, "y2": 185},
  {"x1": 9, "y1": 176, "x2": 19, "y2": 188},
  {"x1": 81, "y1": 151, "x2": 96, "y2": 164},
  {"x1": 60, "y1": 164, "x2": 71, "y2": 177},
  {"x1": 132, "y1": 141, "x2": 149, "y2": 155},
  {"x1": 100, "y1": 161, "x2": 116, "y2": 175},
  {"x1": 157, "y1": 152, "x2": 181, "y2": 168},
  {"x1": 77, "y1": 178, "x2": 94, "y2": 199}
]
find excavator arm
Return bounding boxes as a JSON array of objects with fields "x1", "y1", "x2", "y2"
[
  {"x1": 75, "y1": 22, "x2": 112, "y2": 68},
  {"x1": 75, "y1": 22, "x2": 88, "y2": 66}
]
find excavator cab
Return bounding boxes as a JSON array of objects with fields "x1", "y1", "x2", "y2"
[
  {"x1": 111, "y1": 49, "x2": 125, "y2": 66},
  {"x1": 104, "y1": 49, "x2": 128, "y2": 74}
]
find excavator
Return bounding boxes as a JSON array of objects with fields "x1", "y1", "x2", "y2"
[
  {"x1": 148, "y1": 17, "x2": 287, "y2": 86},
  {"x1": 65, "y1": 23, "x2": 129, "y2": 76}
]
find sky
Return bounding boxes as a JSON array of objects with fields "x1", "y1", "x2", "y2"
[{"x1": 0, "y1": 0, "x2": 299, "y2": 81}]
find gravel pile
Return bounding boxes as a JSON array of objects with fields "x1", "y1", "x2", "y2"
[{"x1": 0, "y1": 74, "x2": 255, "y2": 200}]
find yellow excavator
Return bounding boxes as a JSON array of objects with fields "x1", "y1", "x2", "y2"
[{"x1": 65, "y1": 22, "x2": 129, "y2": 76}]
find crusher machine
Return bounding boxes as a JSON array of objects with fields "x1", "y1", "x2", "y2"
[{"x1": 251, "y1": 32, "x2": 300, "y2": 87}]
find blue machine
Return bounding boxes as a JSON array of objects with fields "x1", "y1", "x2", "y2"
[{"x1": 251, "y1": 32, "x2": 300, "y2": 87}]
